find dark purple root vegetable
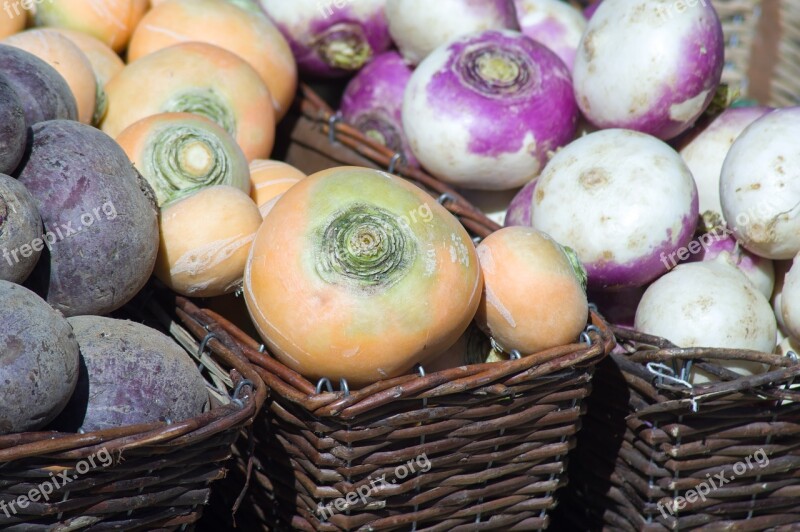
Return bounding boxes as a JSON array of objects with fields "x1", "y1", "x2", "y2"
[
  {"x1": 51, "y1": 316, "x2": 209, "y2": 433},
  {"x1": 0, "y1": 44, "x2": 78, "y2": 127},
  {"x1": 17, "y1": 120, "x2": 159, "y2": 317},
  {"x1": 0, "y1": 280, "x2": 79, "y2": 435},
  {"x1": 0, "y1": 174, "x2": 43, "y2": 283},
  {"x1": 0, "y1": 73, "x2": 26, "y2": 174}
]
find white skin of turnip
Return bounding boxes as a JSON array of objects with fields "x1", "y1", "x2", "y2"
[
  {"x1": 772, "y1": 259, "x2": 792, "y2": 337},
  {"x1": 573, "y1": 0, "x2": 724, "y2": 140},
  {"x1": 679, "y1": 106, "x2": 770, "y2": 219},
  {"x1": 386, "y1": 0, "x2": 518, "y2": 65},
  {"x1": 635, "y1": 259, "x2": 776, "y2": 385},
  {"x1": 780, "y1": 253, "x2": 800, "y2": 344},
  {"x1": 513, "y1": 0, "x2": 586, "y2": 71},
  {"x1": 531, "y1": 129, "x2": 697, "y2": 289},
  {"x1": 720, "y1": 107, "x2": 800, "y2": 260}
]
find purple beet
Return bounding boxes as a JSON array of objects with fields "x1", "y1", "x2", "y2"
[
  {"x1": 340, "y1": 51, "x2": 417, "y2": 166},
  {"x1": 16, "y1": 120, "x2": 159, "y2": 317},
  {"x1": 0, "y1": 44, "x2": 78, "y2": 127},
  {"x1": 0, "y1": 72, "x2": 26, "y2": 174},
  {"x1": 51, "y1": 316, "x2": 209, "y2": 433},
  {"x1": 0, "y1": 174, "x2": 43, "y2": 283}
]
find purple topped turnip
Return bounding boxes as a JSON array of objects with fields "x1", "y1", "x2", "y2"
[
  {"x1": 720, "y1": 107, "x2": 800, "y2": 260},
  {"x1": 504, "y1": 177, "x2": 537, "y2": 226},
  {"x1": 0, "y1": 175, "x2": 43, "y2": 284},
  {"x1": 259, "y1": 0, "x2": 391, "y2": 78},
  {"x1": 386, "y1": 0, "x2": 518, "y2": 66},
  {"x1": 340, "y1": 51, "x2": 417, "y2": 166},
  {"x1": 0, "y1": 72, "x2": 26, "y2": 175},
  {"x1": 0, "y1": 281, "x2": 79, "y2": 435},
  {"x1": 17, "y1": 120, "x2": 159, "y2": 317},
  {"x1": 531, "y1": 129, "x2": 698, "y2": 289},
  {"x1": 679, "y1": 106, "x2": 771, "y2": 219},
  {"x1": 403, "y1": 30, "x2": 578, "y2": 190},
  {"x1": 573, "y1": 0, "x2": 724, "y2": 140},
  {"x1": 514, "y1": 0, "x2": 587, "y2": 71},
  {"x1": 0, "y1": 44, "x2": 78, "y2": 127}
]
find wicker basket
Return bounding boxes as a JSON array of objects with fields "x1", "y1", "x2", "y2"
[
  {"x1": 196, "y1": 304, "x2": 614, "y2": 531},
  {"x1": 552, "y1": 326, "x2": 800, "y2": 531},
  {"x1": 0, "y1": 290, "x2": 266, "y2": 530}
]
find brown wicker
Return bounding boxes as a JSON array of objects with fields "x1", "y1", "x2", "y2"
[
  {"x1": 193, "y1": 302, "x2": 614, "y2": 531},
  {"x1": 0, "y1": 292, "x2": 266, "y2": 530},
  {"x1": 553, "y1": 325, "x2": 800, "y2": 531}
]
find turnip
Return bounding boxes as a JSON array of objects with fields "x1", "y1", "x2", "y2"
[
  {"x1": 476, "y1": 226, "x2": 588, "y2": 354},
  {"x1": 51, "y1": 316, "x2": 209, "y2": 433},
  {"x1": 573, "y1": 0, "x2": 724, "y2": 140},
  {"x1": 244, "y1": 166, "x2": 483, "y2": 388},
  {"x1": 0, "y1": 44, "x2": 77, "y2": 125},
  {"x1": 386, "y1": 0, "x2": 518, "y2": 66},
  {"x1": 403, "y1": 30, "x2": 578, "y2": 190},
  {"x1": 514, "y1": 0, "x2": 587, "y2": 71},
  {"x1": 115, "y1": 112, "x2": 250, "y2": 208},
  {"x1": 720, "y1": 107, "x2": 800, "y2": 260},
  {"x1": 340, "y1": 51, "x2": 417, "y2": 166},
  {"x1": 34, "y1": 0, "x2": 138, "y2": 52},
  {"x1": 3, "y1": 29, "x2": 98, "y2": 125},
  {"x1": 0, "y1": 4, "x2": 25, "y2": 39},
  {"x1": 779, "y1": 254, "x2": 800, "y2": 344},
  {"x1": 259, "y1": 0, "x2": 391, "y2": 78},
  {"x1": 532, "y1": 129, "x2": 698, "y2": 289},
  {"x1": 128, "y1": 0, "x2": 298, "y2": 120},
  {"x1": 0, "y1": 281, "x2": 80, "y2": 435},
  {"x1": 426, "y1": 323, "x2": 496, "y2": 372},
  {"x1": 635, "y1": 259, "x2": 777, "y2": 384},
  {"x1": 48, "y1": 28, "x2": 125, "y2": 88},
  {"x1": 249, "y1": 159, "x2": 305, "y2": 214},
  {"x1": 103, "y1": 43, "x2": 275, "y2": 162},
  {"x1": 17, "y1": 120, "x2": 159, "y2": 317},
  {"x1": 156, "y1": 185, "x2": 263, "y2": 298},
  {"x1": 772, "y1": 260, "x2": 791, "y2": 337},
  {"x1": 678, "y1": 106, "x2": 771, "y2": 219},
  {"x1": 0, "y1": 175, "x2": 42, "y2": 283},
  {"x1": 686, "y1": 228, "x2": 774, "y2": 298},
  {"x1": 589, "y1": 286, "x2": 645, "y2": 328},
  {"x1": 0, "y1": 72, "x2": 25, "y2": 175},
  {"x1": 504, "y1": 178, "x2": 537, "y2": 226}
]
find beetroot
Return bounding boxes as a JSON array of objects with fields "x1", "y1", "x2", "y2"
[
  {"x1": 0, "y1": 281, "x2": 80, "y2": 435},
  {"x1": 51, "y1": 316, "x2": 209, "y2": 433},
  {"x1": 0, "y1": 72, "x2": 26, "y2": 174},
  {"x1": 0, "y1": 174, "x2": 43, "y2": 283},
  {"x1": 16, "y1": 120, "x2": 159, "y2": 317},
  {"x1": 0, "y1": 44, "x2": 78, "y2": 127}
]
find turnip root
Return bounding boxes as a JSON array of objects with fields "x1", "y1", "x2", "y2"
[
  {"x1": 573, "y1": 0, "x2": 724, "y2": 140},
  {"x1": 0, "y1": 44, "x2": 78, "y2": 125},
  {"x1": 425, "y1": 323, "x2": 496, "y2": 372},
  {"x1": 779, "y1": 254, "x2": 800, "y2": 344},
  {"x1": 51, "y1": 316, "x2": 209, "y2": 433},
  {"x1": 156, "y1": 185, "x2": 262, "y2": 297},
  {"x1": 249, "y1": 159, "x2": 305, "y2": 214},
  {"x1": 16, "y1": 120, "x2": 159, "y2": 317},
  {"x1": 504, "y1": 178, "x2": 537, "y2": 226},
  {"x1": 678, "y1": 106, "x2": 770, "y2": 219},
  {"x1": 0, "y1": 175, "x2": 42, "y2": 283},
  {"x1": 404, "y1": 30, "x2": 577, "y2": 190},
  {"x1": 476, "y1": 226, "x2": 588, "y2": 354},
  {"x1": 34, "y1": 0, "x2": 138, "y2": 52},
  {"x1": 720, "y1": 107, "x2": 800, "y2": 260},
  {"x1": 0, "y1": 281, "x2": 79, "y2": 435},
  {"x1": 116, "y1": 112, "x2": 250, "y2": 208},
  {"x1": 532, "y1": 129, "x2": 698, "y2": 289},
  {"x1": 514, "y1": 0, "x2": 587, "y2": 71},
  {"x1": 0, "y1": 72, "x2": 25, "y2": 174},
  {"x1": 772, "y1": 259, "x2": 791, "y2": 337},
  {"x1": 635, "y1": 259, "x2": 776, "y2": 384},
  {"x1": 386, "y1": 0, "x2": 518, "y2": 66},
  {"x1": 0, "y1": 4, "x2": 25, "y2": 39}
]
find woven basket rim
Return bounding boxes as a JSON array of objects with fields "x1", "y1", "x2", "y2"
[{"x1": 0, "y1": 293, "x2": 267, "y2": 463}]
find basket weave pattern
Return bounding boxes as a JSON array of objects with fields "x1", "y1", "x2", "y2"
[
  {"x1": 0, "y1": 295, "x2": 266, "y2": 531},
  {"x1": 556, "y1": 326, "x2": 800, "y2": 531}
]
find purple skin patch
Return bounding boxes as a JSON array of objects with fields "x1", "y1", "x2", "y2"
[
  {"x1": 504, "y1": 177, "x2": 537, "y2": 226},
  {"x1": 466, "y1": 0, "x2": 520, "y2": 28},
  {"x1": 584, "y1": 1, "x2": 601, "y2": 19},
  {"x1": 588, "y1": 285, "x2": 645, "y2": 327},
  {"x1": 340, "y1": 51, "x2": 417, "y2": 166},
  {"x1": 273, "y1": 6, "x2": 391, "y2": 78},
  {"x1": 582, "y1": 8, "x2": 724, "y2": 140},
  {"x1": 586, "y1": 189, "x2": 699, "y2": 289},
  {"x1": 425, "y1": 30, "x2": 578, "y2": 165}
]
